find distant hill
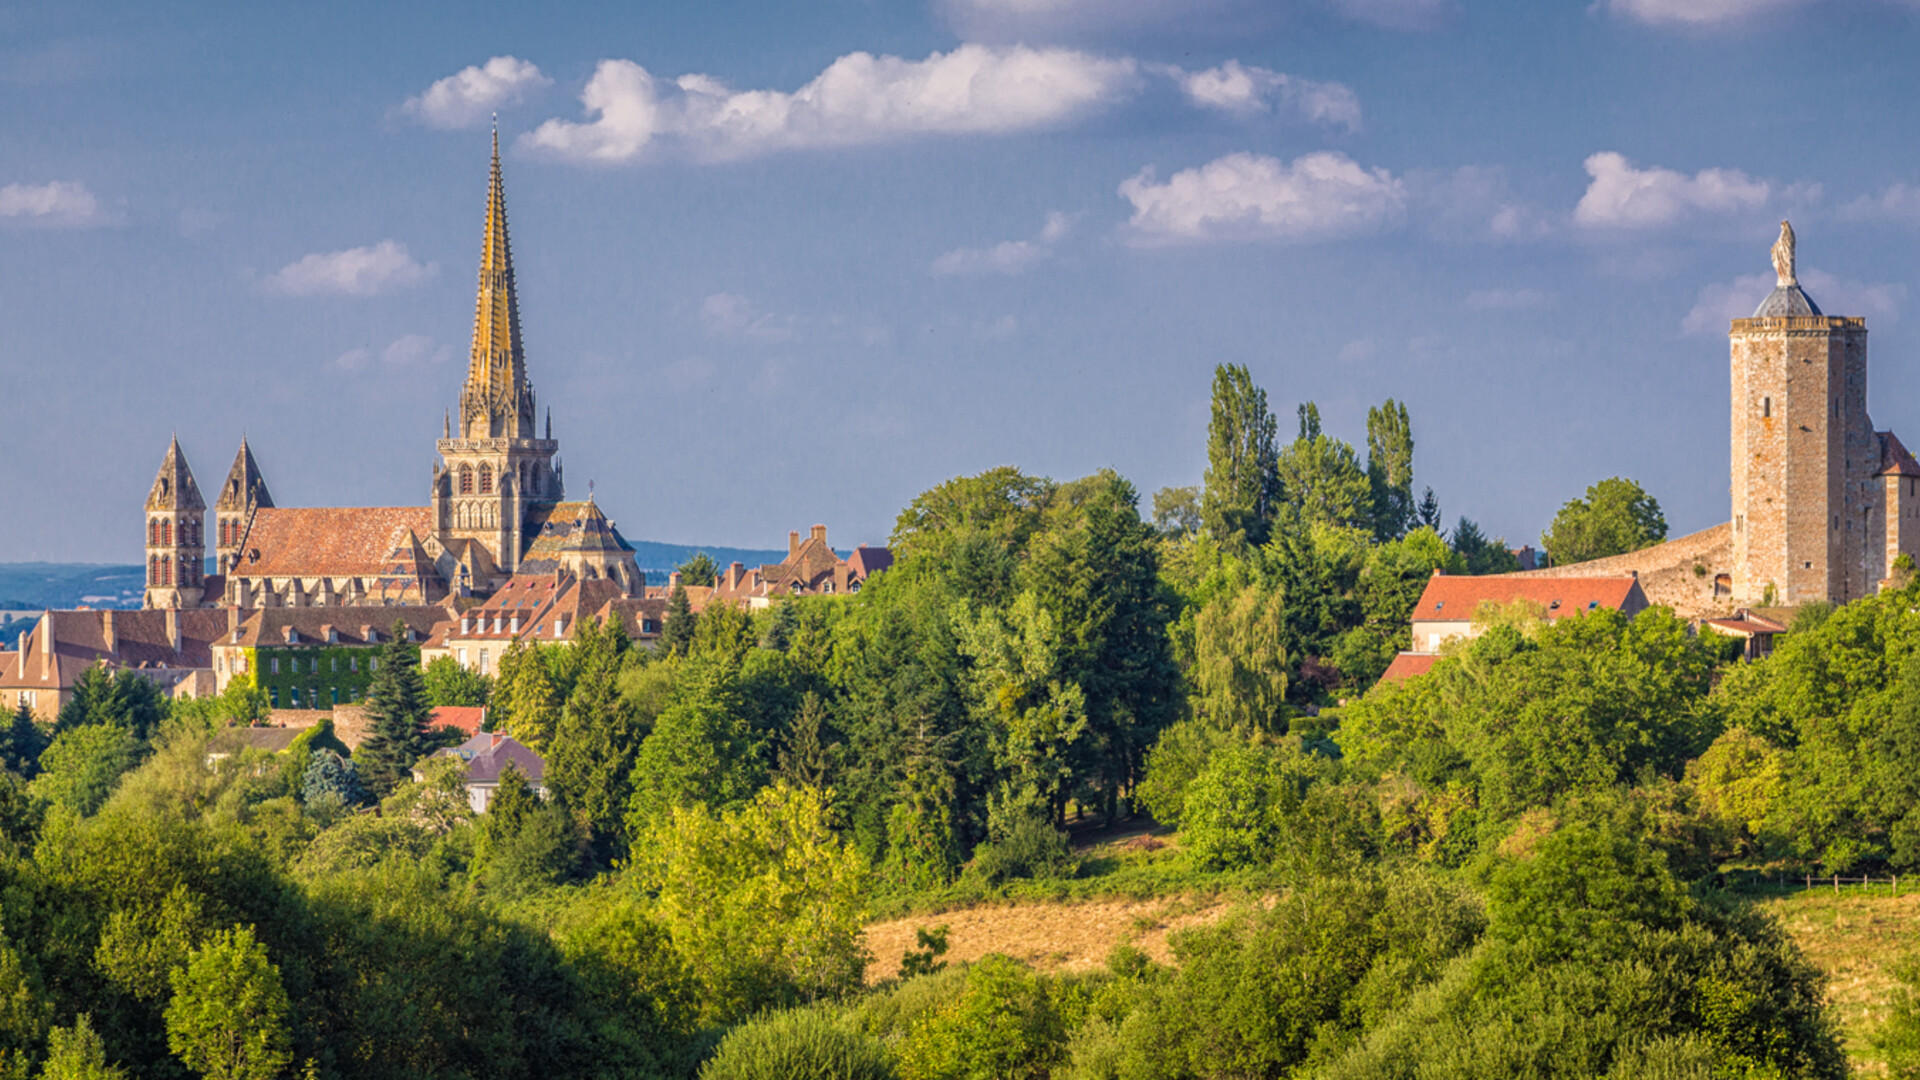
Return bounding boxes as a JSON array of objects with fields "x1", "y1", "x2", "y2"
[{"x1": 0, "y1": 541, "x2": 793, "y2": 617}]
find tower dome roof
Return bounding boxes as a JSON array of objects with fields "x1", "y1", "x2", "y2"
[{"x1": 1753, "y1": 283, "x2": 1822, "y2": 318}]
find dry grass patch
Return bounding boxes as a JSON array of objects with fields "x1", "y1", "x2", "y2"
[
  {"x1": 1757, "y1": 887, "x2": 1920, "y2": 1075},
  {"x1": 860, "y1": 894, "x2": 1240, "y2": 985}
]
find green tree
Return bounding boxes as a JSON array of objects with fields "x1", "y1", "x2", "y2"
[
  {"x1": 1415, "y1": 486, "x2": 1442, "y2": 532},
  {"x1": 626, "y1": 692, "x2": 762, "y2": 836},
  {"x1": 1365, "y1": 398, "x2": 1416, "y2": 542},
  {"x1": 55, "y1": 665, "x2": 164, "y2": 739},
  {"x1": 41, "y1": 1015, "x2": 124, "y2": 1080},
  {"x1": 1277, "y1": 402, "x2": 1372, "y2": 531},
  {"x1": 476, "y1": 764, "x2": 574, "y2": 896},
  {"x1": 29, "y1": 724, "x2": 140, "y2": 816},
  {"x1": 420, "y1": 655, "x2": 490, "y2": 708},
  {"x1": 661, "y1": 586, "x2": 696, "y2": 657},
  {"x1": 1200, "y1": 364, "x2": 1280, "y2": 549},
  {"x1": 894, "y1": 955, "x2": 1076, "y2": 1080},
  {"x1": 300, "y1": 750, "x2": 366, "y2": 811},
  {"x1": 890, "y1": 466, "x2": 1056, "y2": 562},
  {"x1": 637, "y1": 784, "x2": 869, "y2": 1021},
  {"x1": 0, "y1": 703, "x2": 47, "y2": 779},
  {"x1": 1542, "y1": 476, "x2": 1668, "y2": 565},
  {"x1": 1449, "y1": 516, "x2": 1521, "y2": 574},
  {"x1": 546, "y1": 616, "x2": 646, "y2": 857},
  {"x1": 677, "y1": 551, "x2": 721, "y2": 589},
  {"x1": 352, "y1": 625, "x2": 434, "y2": 797},
  {"x1": 164, "y1": 926, "x2": 293, "y2": 1080},
  {"x1": 1190, "y1": 583, "x2": 1288, "y2": 733},
  {"x1": 493, "y1": 641, "x2": 561, "y2": 752},
  {"x1": 1149, "y1": 486, "x2": 1201, "y2": 538}
]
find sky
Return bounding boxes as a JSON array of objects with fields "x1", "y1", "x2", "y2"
[{"x1": 5, "y1": 0, "x2": 1920, "y2": 562}]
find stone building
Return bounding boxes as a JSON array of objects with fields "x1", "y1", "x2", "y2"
[
  {"x1": 138, "y1": 130, "x2": 639, "y2": 612},
  {"x1": 707, "y1": 524, "x2": 894, "y2": 609},
  {"x1": 1515, "y1": 222, "x2": 1920, "y2": 618}
]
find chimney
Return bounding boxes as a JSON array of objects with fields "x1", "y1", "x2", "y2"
[
  {"x1": 668, "y1": 571, "x2": 681, "y2": 589},
  {"x1": 102, "y1": 610, "x2": 116, "y2": 657},
  {"x1": 729, "y1": 562, "x2": 744, "y2": 589},
  {"x1": 228, "y1": 606, "x2": 240, "y2": 642},
  {"x1": 38, "y1": 614, "x2": 52, "y2": 683},
  {"x1": 789, "y1": 531, "x2": 800, "y2": 557},
  {"x1": 811, "y1": 524, "x2": 827, "y2": 544}
]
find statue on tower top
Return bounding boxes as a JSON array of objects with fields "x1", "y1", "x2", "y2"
[{"x1": 1772, "y1": 219, "x2": 1797, "y2": 288}]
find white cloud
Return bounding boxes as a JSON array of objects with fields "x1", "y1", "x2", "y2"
[
  {"x1": 401, "y1": 56, "x2": 551, "y2": 129},
  {"x1": 1681, "y1": 269, "x2": 1905, "y2": 335},
  {"x1": 1573, "y1": 151, "x2": 1771, "y2": 228},
  {"x1": 0, "y1": 180, "x2": 103, "y2": 227},
  {"x1": 266, "y1": 240, "x2": 437, "y2": 297},
  {"x1": 701, "y1": 293, "x2": 796, "y2": 342},
  {"x1": 1411, "y1": 166, "x2": 1552, "y2": 241},
  {"x1": 1162, "y1": 61, "x2": 1361, "y2": 130},
  {"x1": 336, "y1": 334, "x2": 454, "y2": 371},
  {"x1": 1466, "y1": 287, "x2": 1555, "y2": 310},
  {"x1": 521, "y1": 45, "x2": 1138, "y2": 163},
  {"x1": 1118, "y1": 151, "x2": 1405, "y2": 245},
  {"x1": 932, "y1": 211, "x2": 1075, "y2": 276},
  {"x1": 1838, "y1": 183, "x2": 1920, "y2": 226},
  {"x1": 1602, "y1": 0, "x2": 1811, "y2": 26}
]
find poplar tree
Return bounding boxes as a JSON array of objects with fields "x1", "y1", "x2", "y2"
[
  {"x1": 1200, "y1": 364, "x2": 1280, "y2": 549},
  {"x1": 1366, "y1": 398, "x2": 1416, "y2": 542},
  {"x1": 354, "y1": 623, "x2": 433, "y2": 796}
]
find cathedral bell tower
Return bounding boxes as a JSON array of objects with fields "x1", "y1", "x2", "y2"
[
  {"x1": 144, "y1": 436, "x2": 207, "y2": 610},
  {"x1": 432, "y1": 125, "x2": 562, "y2": 583}
]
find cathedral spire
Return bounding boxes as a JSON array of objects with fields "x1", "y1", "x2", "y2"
[{"x1": 460, "y1": 124, "x2": 534, "y2": 439}]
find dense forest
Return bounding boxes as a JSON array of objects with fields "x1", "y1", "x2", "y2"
[{"x1": 5, "y1": 365, "x2": 1918, "y2": 1078}]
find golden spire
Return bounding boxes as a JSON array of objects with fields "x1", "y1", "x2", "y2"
[{"x1": 461, "y1": 121, "x2": 534, "y2": 439}]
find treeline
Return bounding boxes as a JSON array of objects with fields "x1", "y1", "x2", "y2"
[{"x1": 0, "y1": 363, "x2": 1900, "y2": 1077}]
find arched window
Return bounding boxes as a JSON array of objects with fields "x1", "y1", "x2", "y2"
[
  {"x1": 479, "y1": 464, "x2": 493, "y2": 494},
  {"x1": 161, "y1": 556, "x2": 172, "y2": 586},
  {"x1": 161, "y1": 520, "x2": 172, "y2": 547},
  {"x1": 149, "y1": 555, "x2": 158, "y2": 585},
  {"x1": 147, "y1": 520, "x2": 157, "y2": 546},
  {"x1": 460, "y1": 466, "x2": 474, "y2": 494}
]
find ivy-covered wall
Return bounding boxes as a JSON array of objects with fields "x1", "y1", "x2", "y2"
[{"x1": 250, "y1": 644, "x2": 413, "y2": 711}]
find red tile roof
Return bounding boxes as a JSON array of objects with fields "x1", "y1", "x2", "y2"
[
  {"x1": 1379, "y1": 652, "x2": 1438, "y2": 683},
  {"x1": 430, "y1": 706, "x2": 486, "y2": 736},
  {"x1": 1411, "y1": 573, "x2": 1649, "y2": 622},
  {"x1": 235, "y1": 507, "x2": 439, "y2": 578}
]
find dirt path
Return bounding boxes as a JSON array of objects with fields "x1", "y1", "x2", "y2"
[{"x1": 861, "y1": 895, "x2": 1241, "y2": 985}]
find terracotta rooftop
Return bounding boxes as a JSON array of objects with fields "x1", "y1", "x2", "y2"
[
  {"x1": 236, "y1": 507, "x2": 439, "y2": 579},
  {"x1": 1379, "y1": 652, "x2": 1438, "y2": 683},
  {"x1": 430, "y1": 706, "x2": 486, "y2": 736},
  {"x1": 1411, "y1": 573, "x2": 1648, "y2": 622},
  {"x1": 227, "y1": 606, "x2": 451, "y2": 649}
]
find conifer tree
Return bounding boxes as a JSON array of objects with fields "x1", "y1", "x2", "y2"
[
  {"x1": 0, "y1": 702, "x2": 47, "y2": 779},
  {"x1": 353, "y1": 623, "x2": 433, "y2": 796},
  {"x1": 495, "y1": 641, "x2": 560, "y2": 752},
  {"x1": 545, "y1": 617, "x2": 645, "y2": 858},
  {"x1": 661, "y1": 585, "x2": 696, "y2": 657},
  {"x1": 1200, "y1": 364, "x2": 1280, "y2": 549}
]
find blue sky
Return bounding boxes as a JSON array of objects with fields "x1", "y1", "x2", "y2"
[{"x1": 5, "y1": 0, "x2": 1920, "y2": 562}]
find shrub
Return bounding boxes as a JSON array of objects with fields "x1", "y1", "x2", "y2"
[
  {"x1": 893, "y1": 955, "x2": 1082, "y2": 1080},
  {"x1": 700, "y1": 1006, "x2": 894, "y2": 1080},
  {"x1": 966, "y1": 814, "x2": 1077, "y2": 885}
]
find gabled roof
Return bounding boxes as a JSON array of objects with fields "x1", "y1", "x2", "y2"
[
  {"x1": 0, "y1": 609, "x2": 233, "y2": 690},
  {"x1": 1379, "y1": 652, "x2": 1437, "y2": 684},
  {"x1": 146, "y1": 436, "x2": 206, "y2": 513},
  {"x1": 846, "y1": 545, "x2": 894, "y2": 578},
  {"x1": 430, "y1": 706, "x2": 486, "y2": 736},
  {"x1": 1411, "y1": 573, "x2": 1648, "y2": 622},
  {"x1": 433, "y1": 732, "x2": 545, "y2": 787},
  {"x1": 232, "y1": 507, "x2": 441, "y2": 579},
  {"x1": 426, "y1": 572, "x2": 627, "y2": 646},
  {"x1": 1879, "y1": 431, "x2": 1920, "y2": 479}
]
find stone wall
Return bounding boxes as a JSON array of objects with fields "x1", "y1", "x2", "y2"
[{"x1": 1516, "y1": 522, "x2": 1734, "y2": 621}]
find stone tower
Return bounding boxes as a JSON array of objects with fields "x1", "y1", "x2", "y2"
[
  {"x1": 432, "y1": 127, "x2": 562, "y2": 582},
  {"x1": 213, "y1": 436, "x2": 273, "y2": 573},
  {"x1": 1730, "y1": 221, "x2": 1876, "y2": 606},
  {"x1": 144, "y1": 436, "x2": 206, "y2": 610}
]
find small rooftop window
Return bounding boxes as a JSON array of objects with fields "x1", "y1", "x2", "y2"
[{"x1": 1549, "y1": 600, "x2": 1562, "y2": 610}]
